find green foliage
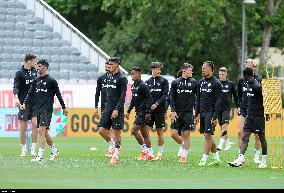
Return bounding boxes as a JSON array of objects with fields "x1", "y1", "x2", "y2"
[{"x1": 44, "y1": 0, "x2": 284, "y2": 80}]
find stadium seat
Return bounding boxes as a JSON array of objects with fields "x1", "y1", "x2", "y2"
[
  {"x1": 39, "y1": 55, "x2": 51, "y2": 61},
  {"x1": 14, "y1": 31, "x2": 24, "y2": 39},
  {"x1": 14, "y1": 22, "x2": 25, "y2": 31},
  {"x1": 70, "y1": 47, "x2": 80, "y2": 56},
  {"x1": 69, "y1": 70, "x2": 79, "y2": 80},
  {"x1": 16, "y1": 8, "x2": 26, "y2": 16},
  {"x1": 59, "y1": 63, "x2": 70, "y2": 70},
  {"x1": 4, "y1": 37, "x2": 13, "y2": 46},
  {"x1": 41, "y1": 47, "x2": 53, "y2": 55},
  {"x1": 11, "y1": 54, "x2": 22, "y2": 62},
  {"x1": 88, "y1": 71, "x2": 99, "y2": 80},
  {"x1": 4, "y1": 30, "x2": 14, "y2": 38},
  {"x1": 0, "y1": 69, "x2": 10, "y2": 78},
  {"x1": 13, "y1": 46, "x2": 23, "y2": 54},
  {"x1": 60, "y1": 46, "x2": 71, "y2": 55},
  {"x1": 10, "y1": 69, "x2": 17, "y2": 77},
  {"x1": 6, "y1": 8, "x2": 17, "y2": 16},
  {"x1": 25, "y1": 23, "x2": 36, "y2": 32},
  {"x1": 79, "y1": 71, "x2": 89, "y2": 80},
  {"x1": 22, "y1": 46, "x2": 33, "y2": 53},
  {"x1": 42, "y1": 39, "x2": 52, "y2": 47},
  {"x1": 0, "y1": 62, "x2": 12, "y2": 70},
  {"x1": 50, "y1": 47, "x2": 62, "y2": 55},
  {"x1": 52, "y1": 39, "x2": 62, "y2": 47},
  {"x1": 5, "y1": 15, "x2": 16, "y2": 22},
  {"x1": 33, "y1": 39, "x2": 42, "y2": 47},
  {"x1": 50, "y1": 55, "x2": 61, "y2": 63},
  {"x1": 31, "y1": 47, "x2": 42, "y2": 55},
  {"x1": 49, "y1": 70, "x2": 59, "y2": 79},
  {"x1": 78, "y1": 63, "x2": 89, "y2": 72},
  {"x1": 0, "y1": 2, "x2": 7, "y2": 9},
  {"x1": 79, "y1": 56, "x2": 90, "y2": 64},
  {"x1": 60, "y1": 55, "x2": 70, "y2": 63},
  {"x1": 69, "y1": 55, "x2": 79, "y2": 63},
  {"x1": 4, "y1": 22, "x2": 14, "y2": 30},
  {"x1": 1, "y1": 53, "x2": 12, "y2": 60},
  {"x1": 69, "y1": 63, "x2": 79, "y2": 71},
  {"x1": 24, "y1": 31, "x2": 34, "y2": 39},
  {"x1": 25, "y1": 9, "x2": 35, "y2": 16},
  {"x1": 49, "y1": 63, "x2": 59, "y2": 71},
  {"x1": 3, "y1": 46, "x2": 14, "y2": 54},
  {"x1": 15, "y1": 15, "x2": 25, "y2": 22},
  {"x1": 22, "y1": 38, "x2": 33, "y2": 46},
  {"x1": 0, "y1": 15, "x2": 5, "y2": 22},
  {"x1": 58, "y1": 70, "x2": 69, "y2": 80}
]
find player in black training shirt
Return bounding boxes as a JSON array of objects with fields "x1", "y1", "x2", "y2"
[
  {"x1": 229, "y1": 67, "x2": 270, "y2": 168},
  {"x1": 237, "y1": 59, "x2": 262, "y2": 163},
  {"x1": 126, "y1": 67, "x2": 155, "y2": 161},
  {"x1": 145, "y1": 62, "x2": 169, "y2": 160},
  {"x1": 195, "y1": 61, "x2": 222, "y2": 166},
  {"x1": 21, "y1": 59, "x2": 68, "y2": 162},
  {"x1": 98, "y1": 57, "x2": 128, "y2": 164},
  {"x1": 170, "y1": 63, "x2": 197, "y2": 164},
  {"x1": 94, "y1": 60, "x2": 118, "y2": 157},
  {"x1": 13, "y1": 54, "x2": 38, "y2": 157},
  {"x1": 216, "y1": 67, "x2": 238, "y2": 151}
]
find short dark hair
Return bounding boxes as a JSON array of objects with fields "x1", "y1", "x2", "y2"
[
  {"x1": 108, "y1": 57, "x2": 120, "y2": 65},
  {"x1": 204, "y1": 61, "x2": 214, "y2": 71},
  {"x1": 181, "y1": 63, "x2": 193, "y2": 69},
  {"x1": 177, "y1": 69, "x2": 182, "y2": 77},
  {"x1": 24, "y1": 53, "x2": 36, "y2": 63},
  {"x1": 131, "y1": 67, "x2": 142, "y2": 73},
  {"x1": 37, "y1": 59, "x2": 49, "y2": 68},
  {"x1": 243, "y1": 67, "x2": 253, "y2": 77},
  {"x1": 150, "y1": 62, "x2": 163, "y2": 69},
  {"x1": 105, "y1": 60, "x2": 109, "y2": 65}
]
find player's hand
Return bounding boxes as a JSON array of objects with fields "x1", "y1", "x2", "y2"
[
  {"x1": 265, "y1": 114, "x2": 271, "y2": 121},
  {"x1": 126, "y1": 113, "x2": 130, "y2": 120},
  {"x1": 145, "y1": 113, "x2": 151, "y2": 120},
  {"x1": 151, "y1": 103, "x2": 158, "y2": 110},
  {"x1": 20, "y1": 103, "x2": 26, "y2": 110},
  {"x1": 171, "y1": 112, "x2": 178, "y2": 122},
  {"x1": 211, "y1": 118, "x2": 217, "y2": 127},
  {"x1": 94, "y1": 108, "x2": 99, "y2": 119},
  {"x1": 63, "y1": 108, "x2": 68, "y2": 116},
  {"x1": 236, "y1": 108, "x2": 241, "y2": 116},
  {"x1": 15, "y1": 99, "x2": 21, "y2": 108},
  {"x1": 194, "y1": 116, "x2": 200, "y2": 125},
  {"x1": 111, "y1": 110, "x2": 119, "y2": 119}
]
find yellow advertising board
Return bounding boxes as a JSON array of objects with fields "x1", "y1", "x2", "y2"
[{"x1": 67, "y1": 108, "x2": 284, "y2": 137}]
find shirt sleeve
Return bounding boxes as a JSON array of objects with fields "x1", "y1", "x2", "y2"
[
  {"x1": 115, "y1": 77, "x2": 128, "y2": 110},
  {"x1": 169, "y1": 81, "x2": 177, "y2": 112},
  {"x1": 52, "y1": 79, "x2": 66, "y2": 109},
  {"x1": 143, "y1": 84, "x2": 153, "y2": 113},
  {"x1": 231, "y1": 82, "x2": 239, "y2": 108},
  {"x1": 237, "y1": 78, "x2": 243, "y2": 107},
  {"x1": 156, "y1": 79, "x2": 169, "y2": 105},
  {"x1": 195, "y1": 81, "x2": 200, "y2": 117},
  {"x1": 213, "y1": 81, "x2": 222, "y2": 120},
  {"x1": 95, "y1": 76, "x2": 102, "y2": 108},
  {"x1": 13, "y1": 71, "x2": 21, "y2": 96}
]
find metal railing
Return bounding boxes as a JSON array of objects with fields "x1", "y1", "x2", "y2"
[{"x1": 20, "y1": 0, "x2": 128, "y2": 74}]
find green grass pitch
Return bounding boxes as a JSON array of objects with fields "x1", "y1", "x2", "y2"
[{"x1": 0, "y1": 137, "x2": 283, "y2": 189}]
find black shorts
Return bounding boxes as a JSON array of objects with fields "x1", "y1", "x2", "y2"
[
  {"x1": 240, "y1": 107, "x2": 247, "y2": 118},
  {"x1": 218, "y1": 110, "x2": 230, "y2": 126},
  {"x1": 18, "y1": 104, "x2": 37, "y2": 121},
  {"x1": 37, "y1": 111, "x2": 52, "y2": 128},
  {"x1": 148, "y1": 112, "x2": 166, "y2": 129},
  {"x1": 200, "y1": 112, "x2": 215, "y2": 135},
  {"x1": 171, "y1": 112, "x2": 195, "y2": 131},
  {"x1": 99, "y1": 109, "x2": 124, "y2": 130},
  {"x1": 244, "y1": 115, "x2": 265, "y2": 134},
  {"x1": 134, "y1": 111, "x2": 149, "y2": 127}
]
